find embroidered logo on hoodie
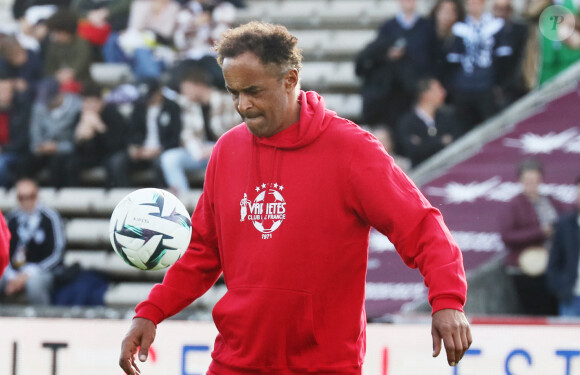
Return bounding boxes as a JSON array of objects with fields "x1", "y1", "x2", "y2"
[{"x1": 240, "y1": 182, "x2": 286, "y2": 239}]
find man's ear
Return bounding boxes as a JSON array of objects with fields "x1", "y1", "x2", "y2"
[{"x1": 284, "y1": 68, "x2": 299, "y2": 91}]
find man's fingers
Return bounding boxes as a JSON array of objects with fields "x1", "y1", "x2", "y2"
[
  {"x1": 453, "y1": 332, "x2": 463, "y2": 365},
  {"x1": 131, "y1": 356, "x2": 141, "y2": 374},
  {"x1": 119, "y1": 356, "x2": 138, "y2": 375},
  {"x1": 432, "y1": 328, "x2": 442, "y2": 357},
  {"x1": 442, "y1": 333, "x2": 457, "y2": 366},
  {"x1": 138, "y1": 329, "x2": 155, "y2": 362}
]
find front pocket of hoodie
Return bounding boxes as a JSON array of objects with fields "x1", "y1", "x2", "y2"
[{"x1": 212, "y1": 286, "x2": 318, "y2": 369}]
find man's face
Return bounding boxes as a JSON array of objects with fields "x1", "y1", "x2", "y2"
[
  {"x1": 492, "y1": 0, "x2": 512, "y2": 19},
  {"x1": 520, "y1": 169, "x2": 542, "y2": 197},
  {"x1": 399, "y1": 0, "x2": 417, "y2": 14},
  {"x1": 16, "y1": 180, "x2": 38, "y2": 213},
  {"x1": 0, "y1": 80, "x2": 14, "y2": 110},
  {"x1": 466, "y1": 0, "x2": 486, "y2": 18},
  {"x1": 222, "y1": 52, "x2": 297, "y2": 138},
  {"x1": 180, "y1": 81, "x2": 205, "y2": 103},
  {"x1": 51, "y1": 31, "x2": 73, "y2": 44},
  {"x1": 422, "y1": 79, "x2": 446, "y2": 107}
]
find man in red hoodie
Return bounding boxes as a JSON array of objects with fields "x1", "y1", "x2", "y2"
[{"x1": 120, "y1": 22, "x2": 472, "y2": 375}]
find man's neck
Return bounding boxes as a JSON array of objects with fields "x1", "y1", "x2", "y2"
[{"x1": 417, "y1": 102, "x2": 437, "y2": 119}]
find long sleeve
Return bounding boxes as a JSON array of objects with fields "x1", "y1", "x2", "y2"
[
  {"x1": 0, "y1": 211, "x2": 10, "y2": 277},
  {"x1": 346, "y1": 130, "x2": 466, "y2": 313},
  {"x1": 135, "y1": 155, "x2": 222, "y2": 324},
  {"x1": 35, "y1": 207, "x2": 66, "y2": 272}
]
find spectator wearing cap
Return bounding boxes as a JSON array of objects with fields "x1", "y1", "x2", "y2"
[
  {"x1": 27, "y1": 78, "x2": 82, "y2": 188},
  {"x1": 72, "y1": 83, "x2": 129, "y2": 186},
  {"x1": 0, "y1": 72, "x2": 32, "y2": 189},
  {"x1": 43, "y1": 8, "x2": 94, "y2": 90},
  {"x1": 107, "y1": 79, "x2": 182, "y2": 187},
  {"x1": 13, "y1": 1, "x2": 71, "y2": 22},
  {"x1": 10, "y1": 5, "x2": 57, "y2": 65}
]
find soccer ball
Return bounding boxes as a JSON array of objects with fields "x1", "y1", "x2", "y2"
[{"x1": 109, "y1": 188, "x2": 192, "y2": 270}]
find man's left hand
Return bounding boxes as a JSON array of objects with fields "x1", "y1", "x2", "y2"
[{"x1": 432, "y1": 309, "x2": 472, "y2": 366}]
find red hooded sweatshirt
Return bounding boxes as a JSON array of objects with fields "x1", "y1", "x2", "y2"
[
  {"x1": 0, "y1": 210, "x2": 10, "y2": 277},
  {"x1": 136, "y1": 91, "x2": 467, "y2": 374}
]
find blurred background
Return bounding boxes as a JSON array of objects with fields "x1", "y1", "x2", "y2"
[{"x1": 0, "y1": 0, "x2": 580, "y2": 373}]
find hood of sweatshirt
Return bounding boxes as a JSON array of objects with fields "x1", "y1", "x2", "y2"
[{"x1": 252, "y1": 90, "x2": 334, "y2": 150}]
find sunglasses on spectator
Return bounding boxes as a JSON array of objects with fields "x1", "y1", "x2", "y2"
[{"x1": 17, "y1": 193, "x2": 37, "y2": 201}]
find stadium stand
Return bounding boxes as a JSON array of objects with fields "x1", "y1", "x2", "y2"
[{"x1": 0, "y1": 0, "x2": 578, "y2": 321}]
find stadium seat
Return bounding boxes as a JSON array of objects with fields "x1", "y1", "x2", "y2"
[{"x1": 90, "y1": 63, "x2": 134, "y2": 87}]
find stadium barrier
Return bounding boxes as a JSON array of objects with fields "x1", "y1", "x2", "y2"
[{"x1": 2, "y1": 317, "x2": 580, "y2": 374}]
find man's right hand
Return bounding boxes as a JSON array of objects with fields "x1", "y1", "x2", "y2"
[{"x1": 119, "y1": 318, "x2": 156, "y2": 375}]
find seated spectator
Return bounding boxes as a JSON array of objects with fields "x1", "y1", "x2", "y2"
[
  {"x1": 0, "y1": 178, "x2": 65, "y2": 305},
  {"x1": 0, "y1": 35, "x2": 42, "y2": 99},
  {"x1": 446, "y1": 0, "x2": 512, "y2": 133},
  {"x1": 108, "y1": 78, "x2": 182, "y2": 187},
  {"x1": 493, "y1": 0, "x2": 529, "y2": 108},
  {"x1": 27, "y1": 78, "x2": 82, "y2": 188},
  {"x1": 161, "y1": 66, "x2": 238, "y2": 194},
  {"x1": 71, "y1": 0, "x2": 133, "y2": 32},
  {"x1": 397, "y1": 77, "x2": 461, "y2": 167},
  {"x1": 0, "y1": 73, "x2": 32, "y2": 189},
  {"x1": 355, "y1": 0, "x2": 437, "y2": 128},
  {"x1": 500, "y1": 159, "x2": 566, "y2": 316},
  {"x1": 44, "y1": 8, "x2": 94, "y2": 91},
  {"x1": 547, "y1": 175, "x2": 580, "y2": 317},
  {"x1": 72, "y1": 83, "x2": 129, "y2": 186},
  {"x1": 103, "y1": 0, "x2": 181, "y2": 79},
  {"x1": 429, "y1": 0, "x2": 465, "y2": 93},
  {"x1": 0, "y1": 210, "x2": 9, "y2": 279}
]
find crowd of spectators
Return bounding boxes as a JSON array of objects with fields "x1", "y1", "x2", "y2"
[
  {"x1": 0, "y1": 0, "x2": 243, "y2": 190},
  {"x1": 357, "y1": 0, "x2": 580, "y2": 170}
]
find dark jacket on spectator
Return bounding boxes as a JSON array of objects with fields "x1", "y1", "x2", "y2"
[
  {"x1": 6, "y1": 204, "x2": 65, "y2": 272},
  {"x1": 75, "y1": 103, "x2": 129, "y2": 165},
  {"x1": 0, "y1": 49, "x2": 42, "y2": 98},
  {"x1": 355, "y1": 15, "x2": 437, "y2": 125},
  {"x1": 43, "y1": 35, "x2": 93, "y2": 84},
  {"x1": 397, "y1": 107, "x2": 461, "y2": 166},
  {"x1": 446, "y1": 13, "x2": 512, "y2": 93},
  {"x1": 0, "y1": 94, "x2": 31, "y2": 154},
  {"x1": 129, "y1": 97, "x2": 182, "y2": 151},
  {"x1": 547, "y1": 210, "x2": 580, "y2": 303}
]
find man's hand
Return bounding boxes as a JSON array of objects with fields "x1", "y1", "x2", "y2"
[
  {"x1": 119, "y1": 318, "x2": 156, "y2": 375},
  {"x1": 432, "y1": 309, "x2": 472, "y2": 366}
]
